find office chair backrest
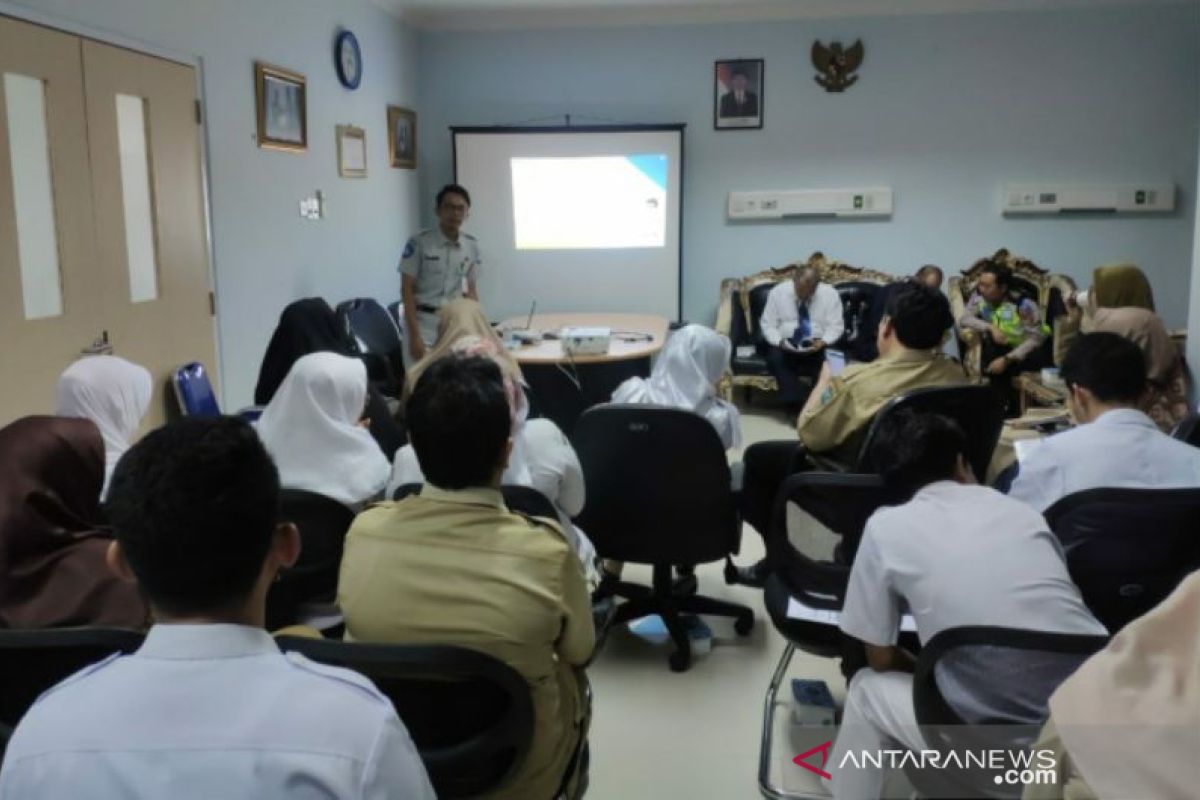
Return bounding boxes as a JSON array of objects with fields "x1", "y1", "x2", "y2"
[
  {"x1": 172, "y1": 362, "x2": 221, "y2": 417},
  {"x1": 858, "y1": 384, "x2": 1002, "y2": 482},
  {"x1": 391, "y1": 482, "x2": 558, "y2": 520},
  {"x1": 275, "y1": 637, "x2": 533, "y2": 799},
  {"x1": 0, "y1": 628, "x2": 145, "y2": 733},
  {"x1": 910, "y1": 626, "x2": 1108, "y2": 799},
  {"x1": 387, "y1": 300, "x2": 402, "y2": 329},
  {"x1": 768, "y1": 472, "x2": 904, "y2": 605},
  {"x1": 1172, "y1": 414, "x2": 1200, "y2": 449},
  {"x1": 266, "y1": 489, "x2": 357, "y2": 630},
  {"x1": 573, "y1": 404, "x2": 737, "y2": 565},
  {"x1": 1045, "y1": 487, "x2": 1200, "y2": 632},
  {"x1": 337, "y1": 299, "x2": 405, "y2": 396}
]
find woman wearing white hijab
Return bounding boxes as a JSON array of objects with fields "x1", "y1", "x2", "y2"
[
  {"x1": 55, "y1": 355, "x2": 153, "y2": 498},
  {"x1": 256, "y1": 352, "x2": 390, "y2": 509},
  {"x1": 612, "y1": 324, "x2": 742, "y2": 450}
]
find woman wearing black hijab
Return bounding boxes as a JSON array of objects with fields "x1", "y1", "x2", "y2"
[{"x1": 255, "y1": 298, "x2": 405, "y2": 459}]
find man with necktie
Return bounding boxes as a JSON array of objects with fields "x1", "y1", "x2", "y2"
[
  {"x1": 759, "y1": 264, "x2": 845, "y2": 415},
  {"x1": 719, "y1": 68, "x2": 759, "y2": 118}
]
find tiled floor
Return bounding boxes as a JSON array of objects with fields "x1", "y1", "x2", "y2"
[{"x1": 585, "y1": 403, "x2": 846, "y2": 800}]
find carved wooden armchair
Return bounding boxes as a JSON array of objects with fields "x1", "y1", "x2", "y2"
[{"x1": 716, "y1": 252, "x2": 899, "y2": 399}]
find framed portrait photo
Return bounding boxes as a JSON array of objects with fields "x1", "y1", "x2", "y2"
[
  {"x1": 337, "y1": 125, "x2": 367, "y2": 179},
  {"x1": 255, "y1": 61, "x2": 307, "y2": 152},
  {"x1": 714, "y1": 58, "x2": 764, "y2": 131},
  {"x1": 387, "y1": 105, "x2": 416, "y2": 169}
]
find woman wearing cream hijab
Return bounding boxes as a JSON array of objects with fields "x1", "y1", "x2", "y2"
[
  {"x1": 55, "y1": 355, "x2": 153, "y2": 498},
  {"x1": 1025, "y1": 570, "x2": 1200, "y2": 800},
  {"x1": 403, "y1": 298, "x2": 521, "y2": 400},
  {"x1": 1055, "y1": 264, "x2": 1188, "y2": 432},
  {"x1": 612, "y1": 324, "x2": 742, "y2": 450},
  {"x1": 256, "y1": 352, "x2": 390, "y2": 509}
]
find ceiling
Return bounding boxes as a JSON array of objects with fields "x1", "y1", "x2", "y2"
[{"x1": 373, "y1": 0, "x2": 1189, "y2": 31}]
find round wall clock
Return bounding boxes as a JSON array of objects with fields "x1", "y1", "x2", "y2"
[{"x1": 335, "y1": 30, "x2": 362, "y2": 90}]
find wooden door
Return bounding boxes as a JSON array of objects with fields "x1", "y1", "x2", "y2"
[
  {"x1": 0, "y1": 16, "x2": 105, "y2": 421},
  {"x1": 81, "y1": 40, "x2": 216, "y2": 428}
]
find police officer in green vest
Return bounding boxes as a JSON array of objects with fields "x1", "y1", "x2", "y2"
[
  {"x1": 399, "y1": 185, "x2": 482, "y2": 364},
  {"x1": 958, "y1": 260, "x2": 1049, "y2": 378}
]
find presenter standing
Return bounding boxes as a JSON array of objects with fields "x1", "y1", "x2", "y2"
[{"x1": 399, "y1": 184, "x2": 481, "y2": 363}]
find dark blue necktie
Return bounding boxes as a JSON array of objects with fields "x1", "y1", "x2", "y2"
[{"x1": 793, "y1": 301, "x2": 812, "y2": 345}]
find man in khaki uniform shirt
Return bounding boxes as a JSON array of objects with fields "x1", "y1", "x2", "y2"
[
  {"x1": 733, "y1": 282, "x2": 966, "y2": 586},
  {"x1": 338, "y1": 354, "x2": 594, "y2": 800}
]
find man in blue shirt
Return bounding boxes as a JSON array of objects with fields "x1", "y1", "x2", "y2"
[{"x1": 0, "y1": 417, "x2": 434, "y2": 800}]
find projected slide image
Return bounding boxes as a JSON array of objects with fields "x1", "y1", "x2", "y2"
[{"x1": 512, "y1": 155, "x2": 668, "y2": 250}]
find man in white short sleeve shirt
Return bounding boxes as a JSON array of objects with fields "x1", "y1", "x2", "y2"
[
  {"x1": 1009, "y1": 332, "x2": 1200, "y2": 513},
  {"x1": 0, "y1": 418, "x2": 434, "y2": 800},
  {"x1": 829, "y1": 411, "x2": 1104, "y2": 800}
]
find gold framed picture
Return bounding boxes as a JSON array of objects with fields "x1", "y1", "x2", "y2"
[
  {"x1": 337, "y1": 125, "x2": 367, "y2": 178},
  {"x1": 387, "y1": 105, "x2": 416, "y2": 169},
  {"x1": 255, "y1": 61, "x2": 307, "y2": 152}
]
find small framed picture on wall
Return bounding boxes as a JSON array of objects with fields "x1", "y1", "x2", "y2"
[
  {"x1": 337, "y1": 125, "x2": 367, "y2": 178},
  {"x1": 388, "y1": 105, "x2": 417, "y2": 169},
  {"x1": 255, "y1": 61, "x2": 307, "y2": 152},
  {"x1": 714, "y1": 58, "x2": 764, "y2": 131}
]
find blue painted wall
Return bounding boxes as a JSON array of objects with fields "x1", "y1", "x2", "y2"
[{"x1": 417, "y1": 5, "x2": 1200, "y2": 331}]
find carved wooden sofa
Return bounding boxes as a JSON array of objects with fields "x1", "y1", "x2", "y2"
[{"x1": 716, "y1": 252, "x2": 901, "y2": 399}]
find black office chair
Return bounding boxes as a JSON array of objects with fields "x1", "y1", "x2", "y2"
[
  {"x1": 856, "y1": 384, "x2": 1003, "y2": 482},
  {"x1": 757, "y1": 472, "x2": 905, "y2": 800},
  {"x1": 0, "y1": 627, "x2": 145, "y2": 760},
  {"x1": 337, "y1": 298, "x2": 405, "y2": 398},
  {"x1": 275, "y1": 636, "x2": 535, "y2": 799},
  {"x1": 573, "y1": 405, "x2": 754, "y2": 672},
  {"x1": 908, "y1": 626, "x2": 1108, "y2": 799},
  {"x1": 1044, "y1": 487, "x2": 1200, "y2": 633},
  {"x1": 1172, "y1": 414, "x2": 1200, "y2": 448},
  {"x1": 391, "y1": 483, "x2": 559, "y2": 521},
  {"x1": 266, "y1": 489, "x2": 357, "y2": 631}
]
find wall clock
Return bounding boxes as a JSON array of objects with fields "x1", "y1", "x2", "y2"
[{"x1": 335, "y1": 30, "x2": 362, "y2": 90}]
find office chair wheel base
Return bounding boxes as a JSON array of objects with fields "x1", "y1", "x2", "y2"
[
  {"x1": 734, "y1": 613, "x2": 755, "y2": 636},
  {"x1": 668, "y1": 649, "x2": 691, "y2": 673}
]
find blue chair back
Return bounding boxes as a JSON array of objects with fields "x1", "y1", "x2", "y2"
[{"x1": 173, "y1": 362, "x2": 221, "y2": 417}]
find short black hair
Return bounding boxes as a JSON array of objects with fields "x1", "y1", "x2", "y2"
[
  {"x1": 884, "y1": 281, "x2": 954, "y2": 349},
  {"x1": 980, "y1": 260, "x2": 1012, "y2": 289},
  {"x1": 1060, "y1": 332, "x2": 1146, "y2": 405},
  {"x1": 406, "y1": 354, "x2": 510, "y2": 490},
  {"x1": 915, "y1": 264, "x2": 943, "y2": 282},
  {"x1": 869, "y1": 410, "x2": 968, "y2": 494},
  {"x1": 436, "y1": 184, "x2": 471, "y2": 208},
  {"x1": 106, "y1": 417, "x2": 280, "y2": 616}
]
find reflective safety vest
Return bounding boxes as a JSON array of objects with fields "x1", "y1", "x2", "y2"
[{"x1": 982, "y1": 300, "x2": 1049, "y2": 347}]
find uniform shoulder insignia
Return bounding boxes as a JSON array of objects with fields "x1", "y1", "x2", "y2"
[
  {"x1": 284, "y1": 650, "x2": 390, "y2": 705},
  {"x1": 402, "y1": 238, "x2": 417, "y2": 259}
]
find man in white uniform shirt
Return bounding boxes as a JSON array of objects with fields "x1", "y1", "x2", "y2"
[
  {"x1": 829, "y1": 411, "x2": 1104, "y2": 799},
  {"x1": 759, "y1": 264, "x2": 845, "y2": 413},
  {"x1": 1009, "y1": 332, "x2": 1200, "y2": 513},
  {"x1": 0, "y1": 417, "x2": 434, "y2": 800}
]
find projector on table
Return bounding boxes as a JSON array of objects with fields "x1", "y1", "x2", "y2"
[{"x1": 561, "y1": 326, "x2": 611, "y2": 356}]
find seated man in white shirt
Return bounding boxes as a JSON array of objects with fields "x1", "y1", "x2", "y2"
[
  {"x1": 829, "y1": 411, "x2": 1104, "y2": 800},
  {"x1": 0, "y1": 417, "x2": 434, "y2": 800},
  {"x1": 1009, "y1": 332, "x2": 1200, "y2": 512},
  {"x1": 760, "y1": 264, "x2": 845, "y2": 414}
]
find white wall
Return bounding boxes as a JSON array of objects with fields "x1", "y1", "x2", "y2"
[
  {"x1": 417, "y1": 4, "x2": 1200, "y2": 333},
  {"x1": 5, "y1": 0, "x2": 418, "y2": 406}
]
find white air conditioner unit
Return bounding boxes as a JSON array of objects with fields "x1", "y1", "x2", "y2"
[
  {"x1": 728, "y1": 188, "x2": 892, "y2": 220},
  {"x1": 1001, "y1": 184, "x2": 1175, "y2": 215}
]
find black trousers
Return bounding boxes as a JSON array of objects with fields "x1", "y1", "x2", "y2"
[
  {"x1": 765, "y1": 345, "x2": 823, "y2": 406},
  {"x1": 740, "y1": 439, "x2": 811, "y2": 539}
]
